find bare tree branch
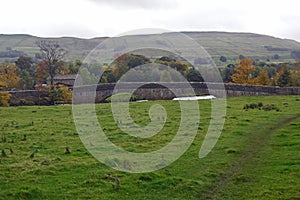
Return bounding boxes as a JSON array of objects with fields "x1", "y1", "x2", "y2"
[
  {"x1": 36, "y1": 40, "x2": 66, "y2": 86},
  {"x1": 37, "y1": 40, "x2": 66, "y2": 65},
  {"x1": 36, "y1": 40, "x2": 66, "y2": 105}
]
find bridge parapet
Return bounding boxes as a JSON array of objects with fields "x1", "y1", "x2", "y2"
[{"x1": 8, "y1": 82, "x2": 300, "y2": 105}]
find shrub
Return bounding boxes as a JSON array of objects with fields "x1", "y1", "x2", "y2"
[
  {"x1": 243, "y1": 104, "x2": 250, "y2": 110},
  {"x1": 45, "y1": 85, "x2": 72, "y2": 104},
  {"x1": 220, "y1": 56, "x2": 227, "y2": 62},
  {"x1": 263, "y1": 104, "x2": 280, "y2": 111},
  {"x1": 0, "y1": 91, "x2": 11, "y2": 107},
  {"x1": 243, "y1": 102, "x2": 279, "y2": 112},
  {"x1": 249, "y1": 103, "x2": 258, "y2": 109}
]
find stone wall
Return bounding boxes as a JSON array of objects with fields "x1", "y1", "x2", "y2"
[
  {"x1": 9, "y1": 90, "x2": 48, "y2": 106},
  {"x1": 9, "y1": 82, "x2": 300, "y2": 105}
]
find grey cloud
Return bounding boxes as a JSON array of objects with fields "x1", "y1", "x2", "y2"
[
  {"x1": 156, "y1": 9, "x2": 244, "y2": 33},
  {"x1": 89, "y1": 0, "x2": 177, "y2": 9},
  {"x1": 272, "y1": 16, "x2": 300, "y2": 41}
]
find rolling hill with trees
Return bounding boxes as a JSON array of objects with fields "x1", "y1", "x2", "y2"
[{"x1": 1, "y1": 32, "x2": 300, "y2": 64}]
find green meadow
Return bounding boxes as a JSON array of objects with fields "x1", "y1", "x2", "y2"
[{"x1": 0, "y1": 96, "x2": 299, "y2": 199}]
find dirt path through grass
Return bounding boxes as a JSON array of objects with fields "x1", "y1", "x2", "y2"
[{"x1": 200, "y1": 113, "x2": 300, "y2": 200}]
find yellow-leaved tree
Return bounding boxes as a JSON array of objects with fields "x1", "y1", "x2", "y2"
[
  {"x1": 59, "y1": 85, "x2": 72, "y2": 102},
  {"x1": 0, "y1": 81, "x2": 11, "y2": 107},
  {"x1": 44, "y1": 84, "x2": 72, "y2": 103},
  {"x1": 231, "y1": 58, "x2": 255, "y2": 84},
  {"x1": 0, "y1": 63, "x2": 21, "y2": 89},
  {"x1": 252, "y1": 70, "x2": 270, "y2": 85}
]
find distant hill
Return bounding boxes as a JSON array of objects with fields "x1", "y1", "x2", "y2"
[{"x1": 1, "y1": 32, "x2": 300, "y2": 65}]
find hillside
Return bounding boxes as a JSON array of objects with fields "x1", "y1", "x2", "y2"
[{"x1": 1, "y1": 32, "x2": 300, "y2": 64}]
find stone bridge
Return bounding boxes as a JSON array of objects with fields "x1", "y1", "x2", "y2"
[
  {"x1": 8, "y1": 82, "x2": 300, "y2": 105},
  {"x1": 72, "y1": 82, "x2": 300, "y2": 104}
]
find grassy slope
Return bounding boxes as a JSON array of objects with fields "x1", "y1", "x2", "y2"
[
  {"x1": 212, "y1": 114, "x2": 300, "y2": 199},
  {"x1": 0, "y1": 96, "x2": 299, "y2": 199},
  {"x1": 1, "y1": 32, "x2": 300, "y2": 64}
]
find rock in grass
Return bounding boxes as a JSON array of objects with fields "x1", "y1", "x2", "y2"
[
  {"x1": 65, "y1": 147, "x2": 71, "y2": 154},
  {"x1": 30, "y1": 149, "x2": 38, "y2": 158},
  {"x1": 21, "y1": 134, "x2": 27, "y2": 141},
  {"x1": 1, "y1": 149, "x2": 8, "y2": 158},
  {"x1": 2, "y1": 134, "x2": 6, "y2": 143}
]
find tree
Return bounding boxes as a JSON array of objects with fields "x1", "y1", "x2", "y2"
[
  {"x1": 101, "y1": 70, "x2": 117, "y2": 83},
  {"x1": 37, "y1": 40, "x2": 66, "y2": 85},
  {"x1": 169, "y1": 61, "x2": 189, "y2": 75},
  {"x1": 186, "y1": 68, "x2": 204, "y2": 82},
  {"x1": 278, "y1": 66, "x2": 290, "y2": 87},
  {"x1": 265, "y1": 65, "x2": 277, "y2": 78},
  {"x1": 271, "y1": 66, "x2": 291, "y2": 87},
  {"x1": 156, "y1": 56, "x2": 189, "y2": 76},
  {"x1": 44, "y1": 84, "x2": 72, "y2": 103},
  {"x1": 289, "y1": 70, "x2": 300, "y2": 86},
  {"x1": 15, "y1": 56, "x2": 35, "y2": 89},
  {"x1": 0, "y1": 82, "x2": 11, "y2": 107},
  {"x1": 36, "y1": 60, "x2": 49, "y2": 82},
  {"x1": 127, "y1": 54, "x2": 150, "y2": 68},
  {"x1": 0, "y1": 63, "x2": 21, "y2": 89},
  {"x1": 15, "y1": 56, "x2": 33, "y2": 71},
  {"x1": 273, "y1": 54, "x2": 280, "y2": 60},
  {"x1": 231, "y1": 58, "x2": 255, "y2": 84},
  {"x1": 222, "y1": 64, "x2": 235, "y2": 82},
  {"x1": 0, "y1": 92, "x2": 11, "y2": 107},
  {"x1": 68, "y1": 59, "x2": 82, "y2": 74},
  {"x1": 58, "y1": 85, "x2": 72, "y2": 102},
  {"x1": 253, "y1": 70, "x2": 270, "y2": 85},
  {"x1": 113, "y1": 53, "x2": 150, "y2": 80},
  {"x1": 158, "y1": 56, "x2": 176, "y2": 62},
  {"x1": 20, "y1": 70, "x2": 34, "y2": 90},
  {"x1": 220, "y1": 56, "x2": 227, "y2": 62}
]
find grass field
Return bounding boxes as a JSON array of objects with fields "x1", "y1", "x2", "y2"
[{"x1": 0, "y1": 96, "x2": 299, "y2": 199}]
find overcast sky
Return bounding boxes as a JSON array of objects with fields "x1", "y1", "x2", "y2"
[{"x1": 1, "y1": 0, "x2": 300, "y2": 41}]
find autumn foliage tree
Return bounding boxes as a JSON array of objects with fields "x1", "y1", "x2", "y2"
[
  {"x1": 272, "y1": 66, "x2": 291, "y2": 87},
  {"x1": 44, "y1": 84, "x2": 72, "y2": 103},
  {"x1": 252, "y1": 70, "x2": 270, "y2": 85},
  {"x1": 0, "y1": 81, "x2": 11, "y2": 107},
  {"x1": 112, "y1": 53, "x2": 150, "y2": 79},
  {"x1": 0, "y1": 63, "x2": 21, "y2": 89},
  {"x1": 289, "y1": 70, "x2": 300, "y2": 86},
  {"x1": 100, "y1": 66, "x2": 117, "y2": 83},
  {"x1": 156, "y1": 56, "x2": 189, "y2": 76},
  {"x1": 231, "y1": 58, "x2": 255, "y2": 84},
  {"x1": 36, "y1": 60, "x2": 49, "y2": 81},
  {"x1": 36, "y1": 60, "x2": 68, "y2": 83}
]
